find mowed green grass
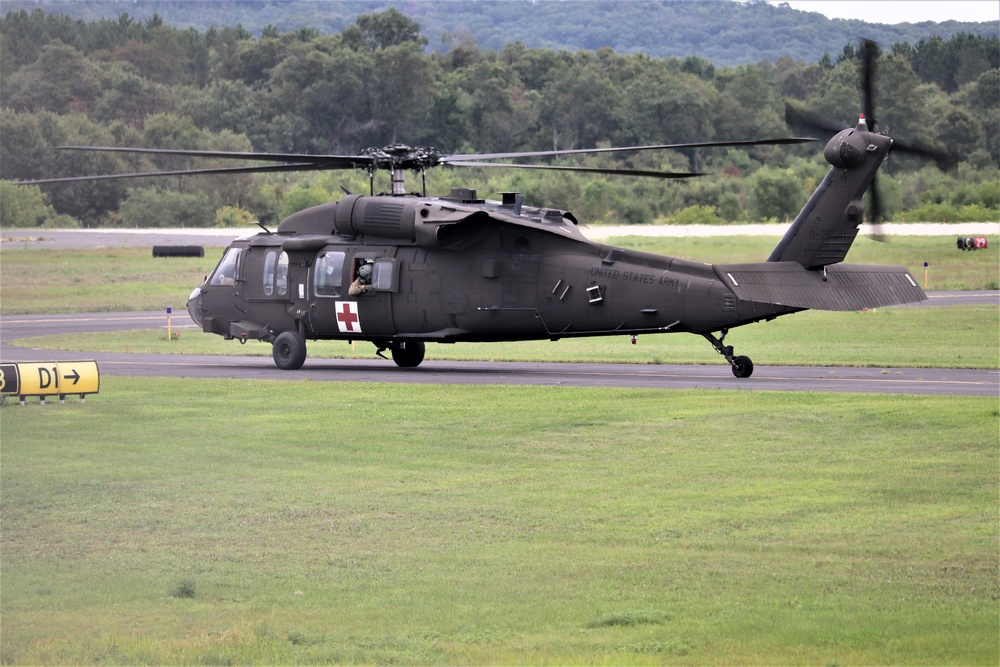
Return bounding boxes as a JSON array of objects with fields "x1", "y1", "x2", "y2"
[
  {"x1": 2, "y1": 235, "x2": 997, "y2": 664},
  {"x1": 2, "y1": 379, "x2": 997, "y2": 665},
  {"x1": 0, "y1": 246, "x2": 220, "y2": 315}
]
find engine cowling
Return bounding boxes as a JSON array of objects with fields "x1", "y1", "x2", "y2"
[{"x1": 276, "y1": 194, "x2": 494, "y2": 249}]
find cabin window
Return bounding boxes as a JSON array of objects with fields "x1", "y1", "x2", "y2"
[
  {"x1": 210, "y1": 247, "x2": 242, "y2": 286},
  {"x1": 371, "y1": 258, "x2": 397, "y2": 291},
  {"x1": 314, "y1": 250, "x2": 345, "y2": 297}
]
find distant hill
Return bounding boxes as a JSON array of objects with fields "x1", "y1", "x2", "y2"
[{"x1": 3, "y1": 0, "x2": 997, "y2": 65}]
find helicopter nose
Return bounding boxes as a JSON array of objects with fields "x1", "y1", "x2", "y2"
[{"x1": 187, "y1": 286, "x2": 204, "y2": 329}]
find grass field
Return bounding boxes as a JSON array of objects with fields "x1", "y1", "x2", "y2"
[
  {"x1": 2, "y1": 380, "x2": 997, "y2": 665},
  {"x1": 1, "y1": 234, "x2": 997, "y2": 665},
  {"x1": 0, "y1": 246, "x2": 218, "y2": 315}
]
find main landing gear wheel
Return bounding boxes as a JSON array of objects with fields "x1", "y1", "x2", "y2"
[
  {"x1": 702, "y1": 329, "x2": 754, "y2": 379},
  {"x1": 391, "y1": 340, "x2": 425, "y2": 368},
  {"x1": 731, "y1": 355, "x2": 754, "y2": 379},
  {"x1": 272, "y1": 331, "x2": 307, "y2": 370}
]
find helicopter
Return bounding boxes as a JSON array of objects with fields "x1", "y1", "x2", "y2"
[{"x1": 20, "y1": 43, "x2": 943, "y2": 378}]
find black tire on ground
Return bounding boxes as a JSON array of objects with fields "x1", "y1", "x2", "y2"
[
  {"x1": 391, "y1": 340, "x2": 425, "y2": 368},
  {"x1": 731, "y1": 355, "x2": 754, "y2": 379},
  {"x1": 272, "y1": 331, "x2": 307, "y2": 370},
  {"x1": 152, "y1": 245, "x2": 204, "y2": 257}
]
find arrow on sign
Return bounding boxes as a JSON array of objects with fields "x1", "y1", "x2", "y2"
[{"x1": 63, "y1": 369, "x2": 81, "y2": 385}]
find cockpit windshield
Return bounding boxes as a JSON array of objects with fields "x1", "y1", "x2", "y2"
[{"x1": 210, "y1": 247, "x2": 243, "y2": 286}]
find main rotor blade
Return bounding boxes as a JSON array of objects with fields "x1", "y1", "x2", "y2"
[
  {"x1": 18, "y1": 163, "x2": 324, "y2": 185},
  {"x1": 31, "y1": 138, "x2": 818, "y2": 185},
  {"x1": 444, "y1": 161, "x2": 704, "y2": 178},
  {"x1": 57, "y1": 145, "x2": 372, "y2": 169},
  {"x1": 444, "y1": 137, "x2": 817, "y2": 162}
]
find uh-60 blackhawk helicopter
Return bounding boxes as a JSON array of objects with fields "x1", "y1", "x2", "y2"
[{"x1": 24, "y1": 45, "x2": 945, "y2": 378}]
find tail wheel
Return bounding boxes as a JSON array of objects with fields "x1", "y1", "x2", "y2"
[
  {"x1": 703, "y1": 330, "x2": 754, "y2": 379},
  {"x1": 391, "y1": 340, "x2": 425, "y2": 368},
  {"x1": 273, "y1": 331, "x2": 307, "y2": 370},
  {"x1": 731, "y1": 355, "x2": 754, "y2": 379}
]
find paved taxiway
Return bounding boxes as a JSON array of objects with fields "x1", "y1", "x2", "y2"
[
  {"x1": 1, "y1": 310, "x2": 997, "y2": 396},
  {"x1": 3, "y1": 222, "x2": 999, "y2": 248}
]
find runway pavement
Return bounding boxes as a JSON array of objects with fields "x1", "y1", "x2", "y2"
[
  {"x1": 3, "y1": 222, "x2": 998, "y2": 248},
  {"x1": 1, "y1": 310, "x2": 997, "y2": 396}
]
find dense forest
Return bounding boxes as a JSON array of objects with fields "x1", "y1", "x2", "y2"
[
  {"x1": 1, "y1": 6, "x2": 998, "y2": 228},
  {"x1": 3, "y1": 0, "x2": 998, "y2": 67}
]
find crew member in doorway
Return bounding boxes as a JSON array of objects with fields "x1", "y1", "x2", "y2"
[{"x1": 349, "y1": 261, "x2": 374, "y2": 296}]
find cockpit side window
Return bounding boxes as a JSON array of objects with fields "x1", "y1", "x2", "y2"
[
  {"x1": 276, "y1": 252, "x2": 288, "y2": 296},
  {"x1": 262, "y1": 250, "x2": 289, "y2": 297},
  {"x1": 314, "y1": 250, "x2": 345, "y2": 297},
  {"x1": 263, "y1": 251, "x2": 276, "y2": 296},
  {"x1": 210, "y1": 247, "x2": 243, "y2": 286}
]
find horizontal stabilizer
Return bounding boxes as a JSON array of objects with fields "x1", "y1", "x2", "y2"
[{"x1": 714, "y1": 262, "x2": 927, "y2": 311}]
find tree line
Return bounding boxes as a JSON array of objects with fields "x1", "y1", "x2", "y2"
[
  {"x1": 3, "y1": 0, "x2": 997, "y2": 68},
  {"x1": 1, "y1": 7, "x2": 997, "y2": 228}
]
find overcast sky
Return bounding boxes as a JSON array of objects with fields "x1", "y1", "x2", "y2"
[{"x1": 771, "y1": 1, "x2": 1000, "y2": 24}]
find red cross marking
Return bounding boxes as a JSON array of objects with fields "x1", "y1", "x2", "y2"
[{"x1": 337, "y1": 302, "x2": 360, "y2": 332}]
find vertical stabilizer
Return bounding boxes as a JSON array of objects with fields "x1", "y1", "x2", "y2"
[{"x1": 768, "y1": 116, "x2": 889, "y2": 269}]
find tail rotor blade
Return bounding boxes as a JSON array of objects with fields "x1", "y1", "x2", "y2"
[
  {"x1": 868, "y1": 174, "x2": 882, "y2": 222},
  {"x1": 785, "y1": 102, "x2": 846, "y2": 136},
  {"x1": 860, "y1": 39, "x2": 879, "y2": 130},
  {"x1": 892, "y1": 138, "x2": 956, "y2": 171},
  {"x1": 867, "y1": 174, "x2": 888, "y2": 242}
]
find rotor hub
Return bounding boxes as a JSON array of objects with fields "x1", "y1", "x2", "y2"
[{"x1": 359, "y1": 144, "x2": 444, "y2": 171}]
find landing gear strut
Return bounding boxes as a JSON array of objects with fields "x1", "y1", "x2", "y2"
[{"x1": 703, "y1": 328, "x2": 754, "y2": 378}]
